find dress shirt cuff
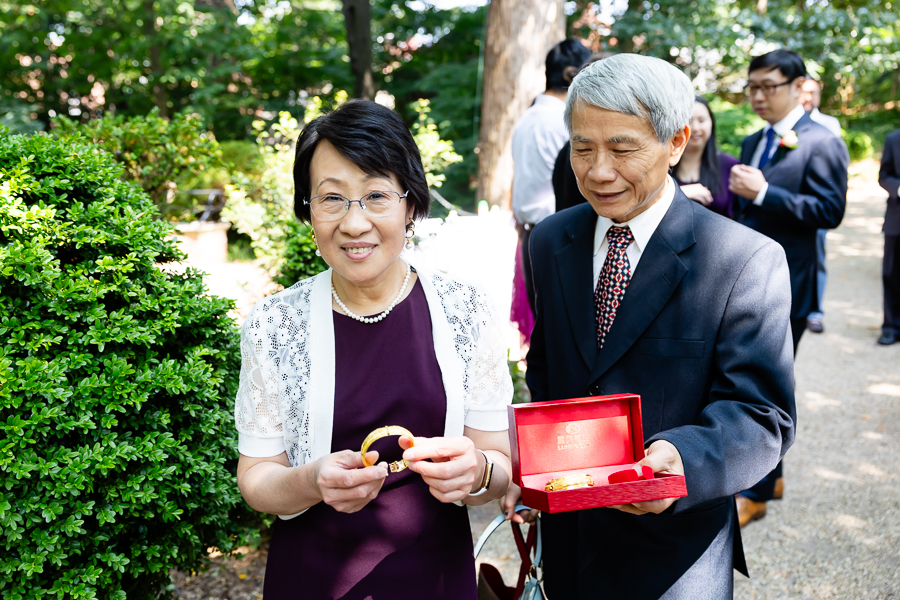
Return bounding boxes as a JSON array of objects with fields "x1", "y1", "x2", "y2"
[
  {"x1": 753, "y1": 182, "x2": 769, "y2": 206},
  {"x1": 897, "y1": 184, "x2": 900, "y2": 197},
  {"x1": 238, "y1": 432, "x2": 286, "y2": 458}
]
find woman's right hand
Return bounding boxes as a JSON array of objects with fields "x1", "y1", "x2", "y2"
[
  {"x1": 314, "y1": 450, "x2": 389, "y2": 513},
  {"x1": 680, "y1": 183, "x2": 714, "y2": 206}
]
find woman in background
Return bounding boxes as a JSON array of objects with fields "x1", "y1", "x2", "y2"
[{"x1": 672, "y1": 97, "x2": 738, "y2": 217}]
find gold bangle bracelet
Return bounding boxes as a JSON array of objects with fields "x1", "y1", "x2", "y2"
[
  {"x1": 544, "y1": 474, "x2": 595, "y2": 492},
  {"x1": 360, "y1": 426, "x2": 416, "y2": 473}
]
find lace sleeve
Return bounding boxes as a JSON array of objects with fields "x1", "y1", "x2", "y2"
[
  {"x1": 234, "y1": 305, "x2": 287, "y2": 458},
  {"x1": 464, "y1": 287, "x2": 514, "y2": 431}
]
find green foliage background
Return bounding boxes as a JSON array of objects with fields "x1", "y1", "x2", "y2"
[
  {"x1": 2, "y1": 0, "x2": 898, "y2": 209},
  {"x1": 0, "y1": 130, "x2": 256, "y2": 599}
]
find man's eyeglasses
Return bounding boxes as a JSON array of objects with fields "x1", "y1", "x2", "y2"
[
  {"x1": 304, "y1": 190, "x2": 409, "y2": 222},
  {"x1": 743, "y1": 81, "x2": 794, "y2": 97}
]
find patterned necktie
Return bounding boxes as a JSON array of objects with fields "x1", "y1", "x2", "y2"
[
  {"x1": 594, "y1": 226, "x2": 635, "y2": 349},
  {"x1": 757, "y1": 127, "x2": 777, "y2": 170}
]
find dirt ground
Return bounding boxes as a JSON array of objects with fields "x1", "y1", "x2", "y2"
[{"x1": 172, "y1": 159, "x2": 900, "y2": 599}]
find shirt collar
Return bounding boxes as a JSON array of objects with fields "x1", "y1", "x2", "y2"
[
  {"x1": 593, "y1": 176, "x2": 676, "y2": 258},
  {"x1": 765, "y1": 104, "x2": 806, "y2": 137}
]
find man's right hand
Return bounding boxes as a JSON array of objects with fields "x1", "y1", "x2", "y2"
[
  {"x1": 501, "y1": 482, "x2": 540, "y2": 523},
  {"x1": 314, "y1": 450, "x2": 388, "y2": 513}
]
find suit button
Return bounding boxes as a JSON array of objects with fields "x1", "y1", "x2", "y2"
[{"x1": 589, "y1": 386, "x2": 601, "y2": 395}]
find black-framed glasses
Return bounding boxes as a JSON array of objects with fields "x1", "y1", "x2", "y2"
[
  {"x1": 743, "y1": 81, "x2": 794, "y2": 97},
  {"x1": 304, "y1": 190, "x2": 409, "y2": 222}
]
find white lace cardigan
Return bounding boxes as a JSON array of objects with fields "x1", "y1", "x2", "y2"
[{"x1": 235, "y1": 265, "x2": 514, "y2": 468}]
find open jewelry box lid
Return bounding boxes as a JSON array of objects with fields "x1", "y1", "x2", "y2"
[{"x1": 508, "y1": 394, "x2": 644, "y2": 483}]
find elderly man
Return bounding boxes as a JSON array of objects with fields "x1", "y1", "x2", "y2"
[{"x1": 504, "y1": 54, "x2": 796, "y2": 598}]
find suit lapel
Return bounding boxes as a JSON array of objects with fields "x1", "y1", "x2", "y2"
[
  {"x1": 555, "y1": 204, "x2": 599, "y2": 370},
  {"x1": 763, "y1": 112, "x2": 813, "y2": 174},
  {"x1": 588, "y1": 191, "x2": 696, "y2": 384}
]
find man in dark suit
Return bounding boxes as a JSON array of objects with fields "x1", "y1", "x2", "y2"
[
  {"x1": 729, "y1": 49, "x2": 848, "y2": 524},
  {"x1": 878, "y1": 129, "x2": 900, "y2": 345},
  {"x1": 503, "y1": 54, "x2": 796, "y2": 599}
]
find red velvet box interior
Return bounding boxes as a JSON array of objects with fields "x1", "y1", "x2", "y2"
[{"x1": 508, "y1": 394, "x2": 687, "y2": 513}]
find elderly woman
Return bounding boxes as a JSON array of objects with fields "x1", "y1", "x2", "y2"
[{"x1": 234, "y1": 100, "x2": 513, "y2": 599}]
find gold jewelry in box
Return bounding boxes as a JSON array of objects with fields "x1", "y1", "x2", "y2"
[
  {"x1": 360, "y1": 426, "x2": 416, "y2": 473},
  {"x1": 544, "y1": 474, "x2": 595, "y2": 492}
]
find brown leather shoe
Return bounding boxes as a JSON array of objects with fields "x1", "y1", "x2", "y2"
[
  {"x1": 773, "y1": 477, "x2": 784, "y2": 500},
  {"x1": 736, "y1": 494, "x2": 767, "y2": 528}
]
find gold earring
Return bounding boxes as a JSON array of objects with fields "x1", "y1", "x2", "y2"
[
  {"x1": 311, "y1": 228, "x2": 321, "y2": 257},
  {"x1": 405, "y1": 219, "x2": 415, "y2": 250}
]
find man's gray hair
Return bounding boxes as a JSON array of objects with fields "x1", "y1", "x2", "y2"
[{"x1": 564, "y1": 54, "x2": 695, "y2": 143}]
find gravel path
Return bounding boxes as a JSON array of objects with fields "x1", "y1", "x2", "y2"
[{"x1": 173, "y1": 161, "x2": 899, "y2": 598}]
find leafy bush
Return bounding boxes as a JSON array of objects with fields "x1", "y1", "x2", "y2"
[
  {"x1": 842, "y1": 129, "x2": 874, "y2": 161},
  {"x1": 843, "y1": 109, "x2": 900, "y2": 153},
  {"x1": 272, "y1": 220, "x2": 328, "y2": 288},
  {"x1": 0, "y1": 130, "x2": 255, "y2": 599},
  {"x1": 707, "y1": 97, "x2": 766, "y2": 159},
  {"x1": 52, "y1": 109, "x2": 226, "y2": 221}
]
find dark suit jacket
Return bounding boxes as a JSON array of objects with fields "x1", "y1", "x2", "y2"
[
  {"x1": 735, "y1": 112, "x2": 849, "y2": 318},
  {"x1": 527, "y1": 190, "x2": 796, "y2": 599},
  {"x1": 879, "y1": 129, "x2": 900, "y2": 236}
]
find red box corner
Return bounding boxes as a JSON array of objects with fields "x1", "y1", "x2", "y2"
[{"x1": 508, "y1": 394, "x2": 687, "y2": 513}]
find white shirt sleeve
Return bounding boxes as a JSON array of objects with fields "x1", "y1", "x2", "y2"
[
  {"x1": 235, "y1": 309, "x2": 288, "y2": 458},
  {"x1": 463, "y1": 292, "x2": 514, "y2": 431},
  {"x1": 753, "y1": 182, "x2": 769, "y2": 206}
]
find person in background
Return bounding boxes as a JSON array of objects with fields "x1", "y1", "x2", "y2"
[
  {"x1": 552, "y1": 52, "x2": 613, "y2": 213},
  {"x1": 730, "y1": 49, "x2": 848, "y2": 527},
  {"x1": 512, "y1": 38, "x2": 592, "y2": 316},
  {"x1": 800, "y1": 77, "x2": 843, "y2": 334},
  {"x1": 671, "y1": 97, "x2": 739, "y2": 217},
  {"x1": 878, "y1": 128, "x2": 900, "y2": 345}
]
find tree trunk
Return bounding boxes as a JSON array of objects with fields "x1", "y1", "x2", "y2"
[
  {"x1": 143, "y1": 0, "x2": 168, "y2": 118},
  {"x1": 342, "y1": 0, "x2": 376, "y2": 100},
  {"x1": 476, "y1": 0, "x2": 565, "y2": 209}
]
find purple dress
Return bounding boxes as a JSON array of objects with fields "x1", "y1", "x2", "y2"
[
  {"x1": 674, "y1": 152, "x2": 739, "y2": 217},
  {"x1": 263, "y1": 279, "x2": 476, "y2": 600}
]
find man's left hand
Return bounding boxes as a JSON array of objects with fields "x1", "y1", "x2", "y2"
[
  {"x1": 607, "y1": 440, "x2": 684, "y2": 516},
  {"x1": 728, "y1": 164, "x2": 766, "y2": 199}
]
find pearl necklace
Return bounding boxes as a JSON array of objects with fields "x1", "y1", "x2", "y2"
[{"x1": 332, "y1": 260, "x2": 412, "y2": 324}]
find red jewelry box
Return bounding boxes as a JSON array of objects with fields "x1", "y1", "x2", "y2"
[{"x1": 508, "y1": 394, "x2": 687, "y2": 513}]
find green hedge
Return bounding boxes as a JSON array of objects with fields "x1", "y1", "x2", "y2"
[{"x1": 0, "y1": 130, "x2": 254, "y2": 599}]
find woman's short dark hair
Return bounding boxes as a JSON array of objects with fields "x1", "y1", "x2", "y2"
[
  {"x1": 293, "y1": 99, "x2": 431, "y2": 223},
  {"x1": 546, "y1": 39, "x2": 592, "y2": 91},
  {"x1": 748, "y1": 49, "x2": 808, "y2": 82}
]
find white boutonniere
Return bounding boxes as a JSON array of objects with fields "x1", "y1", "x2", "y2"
[{"x1": 779, "y1": 130, "x2": 799, "y2": 150}]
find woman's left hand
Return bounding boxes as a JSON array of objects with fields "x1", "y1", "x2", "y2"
[{"x1": 400, "y1": 436, "x2": 481, "y2": 503}]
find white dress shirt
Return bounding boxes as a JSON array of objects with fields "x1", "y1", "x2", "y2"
[
  {"x1": 592, "y1": 176, "x2": 676, "y2": 287},
  {"x1": 809, "y1": 108, "x2": 842, "y2": 138},
  {"x1": 511, "y1": 94, "x2": 569, "y2": 225},
  {"x1": 751, "y1": 103, "x2": 807, "y2": 206}
]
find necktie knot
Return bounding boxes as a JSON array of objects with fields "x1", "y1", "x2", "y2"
[{"x1": 607, "y1": 226, "x2": 634, "y2": 250}]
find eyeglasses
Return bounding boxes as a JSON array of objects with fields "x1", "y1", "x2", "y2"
[
  {"x1": 304, "y1": 190, "x2": 409, "y2": 222},
  {"x1": 743, "y1": 81, "x2": 794, "y2": 97}
]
